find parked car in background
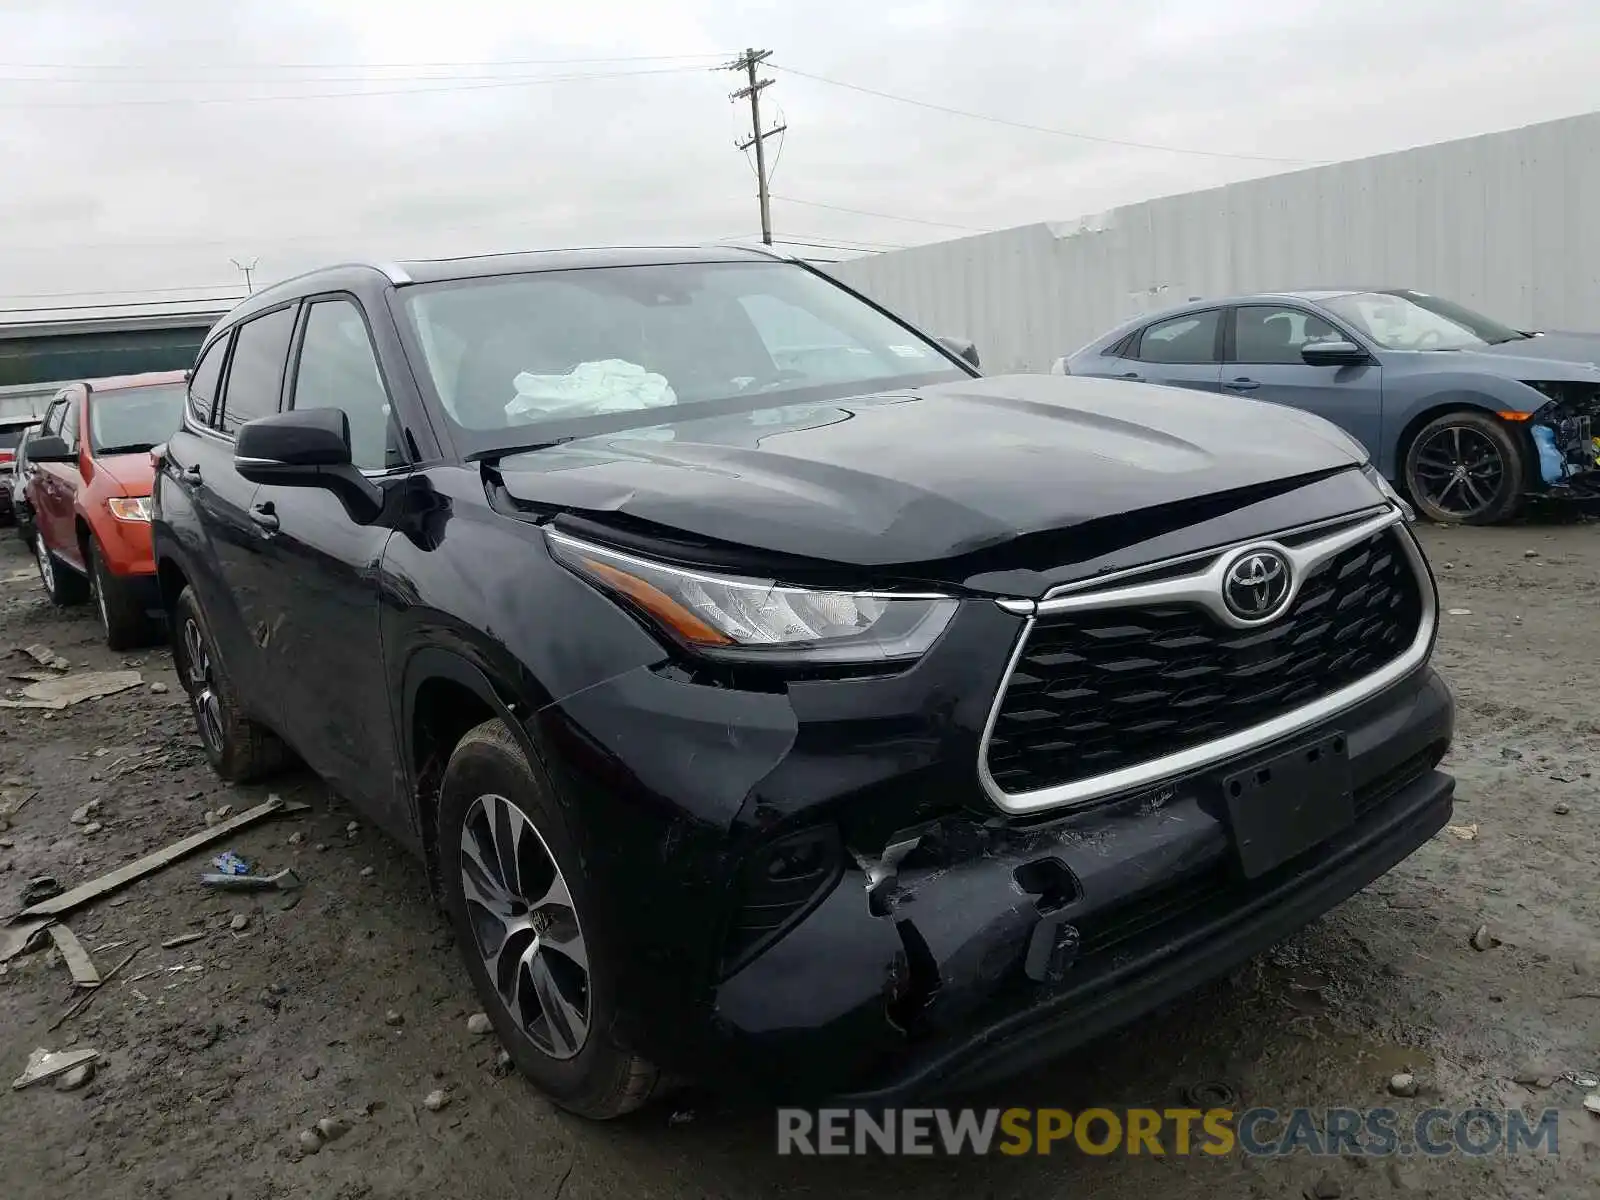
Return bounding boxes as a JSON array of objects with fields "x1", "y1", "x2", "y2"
[
  {"x1": 1057, "y1": 288, "x2": 1600, "y2": 524},
  {"x1": 26, "y1": 371, "x2": 187, "y2": 648},
  {"x1": 153, "y1": 247, "x2": 1451, "y2": 1118},
  {"x1": 0, "y1": 415, "x2": 39, "y2": 528},
  {"x1": 8, "y1": 423, "x2": 40, "y2": 545}
]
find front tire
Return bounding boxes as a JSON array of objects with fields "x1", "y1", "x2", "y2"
[
  {"x1": 1403, "y1": 411, "x2": 1525, "y2": 525},
  {"x1": 437, "y1": 719, "x2": 659, "y2": 1120},
  {"x1": 89, "y1": 540, "x2": 152, "y2": 650},
  {"x1": 170, "y1": 585, "x2": 288, "y2": 782}
]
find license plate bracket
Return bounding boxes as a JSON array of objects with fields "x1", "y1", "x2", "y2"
[{"x1": 1222, "y1": 732, "x2": 1355, "y2": 879}]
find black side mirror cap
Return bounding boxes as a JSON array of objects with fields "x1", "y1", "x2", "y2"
[
  {"x1": 234, "y1": 408, "x2": 383, "y2": 523},
  {"x1": 937, "y1": 336, "x2": 981, "y2": 370},
  {"x1": 1301, "y1": 340, "x2": 1369, "y2": 367},
  {"x1": 26, "y1": 434, "x2": 74, "y2": 463}
]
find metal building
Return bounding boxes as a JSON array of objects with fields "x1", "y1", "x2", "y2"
[{"x1": 830, "y1": 110, "x2": 1600, "y2": 374}]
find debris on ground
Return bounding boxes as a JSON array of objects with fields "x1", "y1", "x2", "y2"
[
  {"x1": 212, "y1": 851, "x2": 250, "y2": 875},
  {"x1": 1181, "y1": 1080, "x2": 1238, "y2": 1108},
  {"x1": 17, "y1": 796, "x2": 298, "y2": 918},
  {"x1": 69, "y1": 800, "x2": 100, "y2": 826},
  {"x1": 1585, "y1": 1093, "x2": 1600, "y2": 1117},
  {"x1": 385, "y1": 1009, "x2": 404, "y2": 1027},
  {"x1": 11, "y1": 1046, "x2": 99, "y2": 1090},
  {"x1": 149, "y1": 682, "x2": 168, "y2": 695},
  {"x1": 467, "y1": 1013, "x2": 492, "y2": 1036},
  {"x1": 297, "y1": 1129, "x2": 323, "y2": 1155},
  {"x1": 1, "y1": 919, "x2": 51, "y2": 963},
  {"x1": 160, "y1": 931, "x2": 206, "y2": 949},
  {"x1": 47, "y1": 948, "x2": 140, "y2": 1031},
  {"x1": 1388, "y1": 1072, "x2": 1419, "y2": 1098},
  {"x1": 46, "y1": 924, "x2": 100, "y2": 987},
  {"x1": 201, "y1": 867, "x2": 302, "y2": 892},
  {"x1": 0, "y1": 670, "x2": 142, "y2": 710},
  {"x1": 491, "y1": 1049, "x2": 514, "y2": 1078},
  {"x1": 422, "y1": 1088, "x2": 450, "y2": 1112},
  {"x1": 360, "y1": 866, "x2": 375, "y2": 878},
  {"x1": 229, "y1": 914, "x2": 250, "y2": 932},
  {"x1": 668, "y1": 1109, "x2": 695, "y2": 1127},
  {"x1": 20, "y1": 644, "x2": 71, "y2": 672},
  {"x1": 1470, "y1": 924, "x2": 1501, "y2": 952},
  {"x1": 1554, "y1": 800, "x2": 1572, "y2": 815},
  {"x1": 20, "y1": 876, "x2": 63, "y2": 906},
  {"x1": 316, "y1": 1115, "x2": 351, "y2": 1141},
  {"x1": 55, "y1": 1060, "x2": 95, "y2": 1091},
  {"x1": 1563, "y1": 1071, "x2": 1600, "y2": 1089},
  {"x1": 1446, "y1": 823, "x2": 1479, "y2": 840},
  {"x1": 1447, "y1": 608, "x2": 1472, "y2": 616}
]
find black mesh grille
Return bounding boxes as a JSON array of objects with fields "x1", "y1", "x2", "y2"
[{"x1": 986, "y1": 528, "x2": 1424, "y2": 795}]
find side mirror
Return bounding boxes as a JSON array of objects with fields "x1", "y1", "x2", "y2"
[
  {"x1": 1301, "y1": 340, "x2": 1368, "y2": 367},
  {"x1": 26, "y1": 435, "x2": 74, "y2": 464},
  {"x1": 234, "y1": 408, "x2": 383, "y2": 522},
  {"x1": 937, "y1": 336, "x2": 981, "y2": 370}
]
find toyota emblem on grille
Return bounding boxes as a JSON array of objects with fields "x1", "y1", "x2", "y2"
[{"x1": 1222, "y1": 548, "x2": 1292, "y2": 620}]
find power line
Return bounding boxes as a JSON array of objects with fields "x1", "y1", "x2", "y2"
[
  {"x1": 0, "y1": 52, "x2": 735, "y2": 70},
  {"x1": 0, "y1": 298, "x2": 244, "y2": 317},
  {"x1": 768, "y1": 62, "x2": 1321, "y2": 165},
  {"x1": 766, "y1": 232, "x2": 908, "y2": 251},
  {"x1": 0, "y1": 282, "x2": 247, "y2": 300},
  {"x1": 773, "y1": 195, "x2": 988, "y2": 233},
  {"x1": 0, "y1": 64, "x2": 717, "y2": 109}
]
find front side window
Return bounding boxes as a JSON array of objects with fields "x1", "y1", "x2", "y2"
[
  {"x1": 401, "y1": 260, "x2": 969, "y2": 452},
  {"x1": 40, "y1": 397, "x2": 66, "y2": 438},
  {"x1": 1320, "y1": 291, "x2": 1520, "y2": 352},
  {"x1": 1137, "y1": 310, "x2": 1220, "y2": 364},
  {"x1": 89, "y1": 385, "x2": 187, "y2": 455},
  {"x1": 290, "y1": 299, "x2": 405, "y2": 472},
  {"x1": 61, "y1": 394, "x2": 80, "y2": 450},
  {"x1": 1232, "y1": 306, "x2": 1342, "y2": 364},
  {"x1": 217, "y1": 306, "x2": 296, "y2": 435}
]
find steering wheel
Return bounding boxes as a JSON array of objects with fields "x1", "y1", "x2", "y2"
[{"x1": 1414, "y1": 328, "x2": 1444, "y2": 349}]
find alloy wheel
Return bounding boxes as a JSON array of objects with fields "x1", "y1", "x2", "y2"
[
  {"x1": 182, "y1": 617, "x2": 225, "y2": 754},
  {"x1": 1411, "y1": 425, "x2": 1506, "y2": 519},
  {"x1": 34, "y1": 537, "x2": 54, "y2": 594},
  {"x1": 459, "y1": 793, "x2": 591, "y2": 1060}
]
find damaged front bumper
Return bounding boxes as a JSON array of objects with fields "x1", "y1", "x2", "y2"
[
  {"x1": 1526, "y1": 385, "x2": 1600, "y2": 499},
  {"x1": 708, "y1": 666, "x2": 1454, "y2": 1102}
]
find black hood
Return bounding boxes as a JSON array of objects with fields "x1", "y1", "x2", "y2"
[
  {"x1": 1477, "y1": 331, "x2": 1600, "y2": 367},
  {"x1": 494, "y1": 375, "x2": 1371, "y2": 576}
]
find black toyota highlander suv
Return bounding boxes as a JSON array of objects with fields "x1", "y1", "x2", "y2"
[{"x1": 151, "y1": 246, "x2": 1453, "y2": 1119}]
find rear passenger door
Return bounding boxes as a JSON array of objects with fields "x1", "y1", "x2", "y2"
[
  {"x1": 1223, "y1": 305, "x2": 1383, "y2": 454},
  {"x1": 1125, "y1": 310, "x2": 1224, "y2": 392},
  {"x1": 250, "y1": 295, "x2": 406, "y2": 813},
  {"x1": 166, "y1": 305, "x2": 299, "y2": 717}
]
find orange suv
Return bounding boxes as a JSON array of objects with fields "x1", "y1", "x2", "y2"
[{"x1": 26, "y1": 371, "x2": 187, "y2": 648}]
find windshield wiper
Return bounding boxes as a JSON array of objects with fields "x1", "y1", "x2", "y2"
[
  {"x1": 466, "y1": 437, "x2": 577, "y2": 463},
  {"x1": 93, "y1": 442, "x2": 156, "y2": 456}
]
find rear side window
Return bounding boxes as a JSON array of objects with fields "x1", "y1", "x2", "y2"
[
  {"x1": 188, "y1": 336, "x2": 229, "y2": 427},
  {"x1": 217, "y1": 307, "x2": 296, "y2": 436},
  {"x1": 1136, "y1": 310, "x2": 1221, "y2": 364}
]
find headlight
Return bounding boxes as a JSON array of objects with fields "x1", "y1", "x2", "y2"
[
  {"x1": 546, "y1": 530, "x2": 958, "y2": 664},
  {"x1": 107, "y1": 496, "x2": 152, "y2": 522},
  {"x1": 1362, "y1": 465, "x2": 1414, "y2": 523}
]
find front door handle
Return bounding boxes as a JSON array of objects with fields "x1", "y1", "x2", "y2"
[
  {"x1": 248, "y1": 502, "x2": 279, "y2": 532},
  {"x1": 1225, "y1": 377, "x2": 1260, "y2": 391},
  {"x1": 1117, "y1": 371, "x2": 1143, "y2": 381},
  {"x1": 180, "y1": 464, "x2": 203, "y2": 484}
]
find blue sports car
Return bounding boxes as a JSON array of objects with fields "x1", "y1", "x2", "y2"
[{"x1": 1058, "y1": 288, "x2": 1600, "y2": 523}]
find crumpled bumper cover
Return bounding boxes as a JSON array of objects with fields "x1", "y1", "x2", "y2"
[{"x1": 708, "y1": 666, "x2": 1454, "y2": 1102}]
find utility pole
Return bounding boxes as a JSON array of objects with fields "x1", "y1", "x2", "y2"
[
  {"x1": 728, "y1": 48, "x2": 786, "y2": 246},
  {"x1": 230, "y1": 256, "x2": 259, "y2": 294}
]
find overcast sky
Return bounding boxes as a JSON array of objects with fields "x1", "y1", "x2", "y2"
[{"x1": 2, "y1": 0, "x2": 1597, "y2": 309}]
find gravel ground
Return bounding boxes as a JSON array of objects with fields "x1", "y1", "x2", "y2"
[{"x1": 0, "y1": 522, "x2": 1597, "y2": 1199}]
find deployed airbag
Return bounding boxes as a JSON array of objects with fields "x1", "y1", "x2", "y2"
[{"x1": 507, "y1": 359, "x2": 676, "y2": 421}]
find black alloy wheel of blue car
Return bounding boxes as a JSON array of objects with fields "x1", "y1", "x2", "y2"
[{"x1": 1403, "y1": 410, "x2": 1525, "y2": 525}]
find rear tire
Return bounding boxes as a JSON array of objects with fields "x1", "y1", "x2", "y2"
[
  {"x1": 171, "y1": 585, "x2": 289, "y2": 782},
  {"x1": 89, "y1": 540, "x2": 152, "y2": 651},
  {"x1": 35, "y1": 534, "x2": 89, "y2": 606},
  {"x1": 437, "y1": 719, "x2": 659, "y2": 1120},
  {"x1": 1403, "y1": 411, "x2": 1525, "y2": 525}
]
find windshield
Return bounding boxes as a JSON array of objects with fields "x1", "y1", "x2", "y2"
[
  {"x1": 1321, "y1": 290, "x2": 1526, "y2": 351},
  {"x1": 88, "y1": 384, "x2": 187, "y2": 454},
  {"x1": 401, "y1": 260, "x2": 968, "y2": 450}
]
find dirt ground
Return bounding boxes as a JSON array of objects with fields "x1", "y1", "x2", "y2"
[{"x1": 0, "y1": 520, "x2": 1596, "y2": 1200}]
